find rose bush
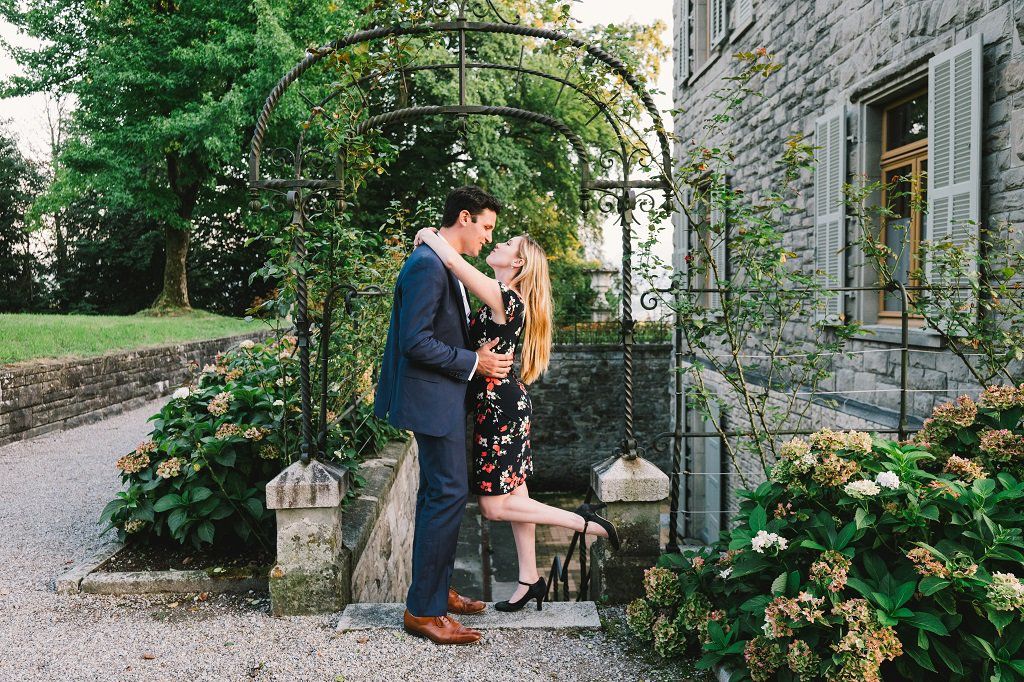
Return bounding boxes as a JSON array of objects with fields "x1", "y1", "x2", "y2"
[
  {"x1": 100, "y1": 334, "x2": 403, "y2": 550},
  {"x1": 628, "y1": 384, "x2": 1024, "y2": 681}
]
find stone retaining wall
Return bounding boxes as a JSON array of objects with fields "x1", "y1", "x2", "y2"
[
  {"x1": 346, "y1": 437, "x2": 418, "y2": 603},
  {"x1": 0, "y1": 330, "x2": 272, "y2": 447},
  {"x1": 528, "y1": 344, "x2": 673, "y2": 492}
]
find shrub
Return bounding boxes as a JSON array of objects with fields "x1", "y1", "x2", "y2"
[
  {"x1": 100, "y1": 334, "x2": 403, "y2": 550},
  {"x1": 628, "y1": 388, "x2": 1024, "y2": 681}
]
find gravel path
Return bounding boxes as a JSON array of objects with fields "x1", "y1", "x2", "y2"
[{"x1": 0, "y1": 399, "x2": 704, "y2": 682}]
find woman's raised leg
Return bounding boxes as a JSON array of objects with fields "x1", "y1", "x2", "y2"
[{"x1": 478, "y1": 485, "x2": 609, "y2": 538}]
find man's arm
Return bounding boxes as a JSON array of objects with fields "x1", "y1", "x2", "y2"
[{"x1": 398, "y1": 255, "x2": 478, "y2": 382}]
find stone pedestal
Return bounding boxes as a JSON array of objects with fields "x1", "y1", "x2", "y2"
[
  {"x1": 266, "y1": 459, "x2": 350, "y2": 616},
  {"x1": 589, "y1": 454, "x2": 669, "y2": 603}
]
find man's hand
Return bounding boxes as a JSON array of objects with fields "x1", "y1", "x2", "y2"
[{"x1": 475, "y1": 338, "x2": 513, "y2": 379}]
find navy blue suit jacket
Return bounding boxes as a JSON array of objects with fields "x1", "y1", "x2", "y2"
[{"x1": 374, "y1": 245, "x2": 478, "y2": 437}]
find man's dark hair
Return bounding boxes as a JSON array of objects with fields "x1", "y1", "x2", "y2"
[{"x1": 440, "y1": 185, "x2": 502, "y2": 227}]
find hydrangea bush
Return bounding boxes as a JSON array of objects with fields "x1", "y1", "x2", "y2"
[
  {"x1": 628, "y1": 384, "x2": 1024, "y2": 681},
  {"x1": 100, "y1": 334, "x2": 403, "y2": 550}
]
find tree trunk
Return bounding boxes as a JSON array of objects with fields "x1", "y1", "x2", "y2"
[
  {"x1": 153, "y1": 225, "x2": 191, "y2": 310},
  {"x1": 153, "y1": 151, "x2": 200, "y2": 311}
]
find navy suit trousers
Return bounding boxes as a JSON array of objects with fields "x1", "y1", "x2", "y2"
[{"x1": 406, "y1": 426, "x2": 469, "y2": 617}]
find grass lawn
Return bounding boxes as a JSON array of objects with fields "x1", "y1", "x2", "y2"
[{"x1": 0, "y1": 311, "x2": 267, "y2": 365}]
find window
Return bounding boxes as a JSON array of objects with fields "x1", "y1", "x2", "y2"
[
  {"x1": 878, "y1": 91, "x2": 927, "y2": 320},
  {"x1": 678, "y1": 0, "x2": 754, "y2": 82}
]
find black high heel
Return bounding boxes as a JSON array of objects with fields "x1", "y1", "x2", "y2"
[
  {"x1": 494, "y1": 577, "x2": 546, "y2": 612},
  {"x1": 575, "y1": 502, "x2": 620, "y2": 551}
]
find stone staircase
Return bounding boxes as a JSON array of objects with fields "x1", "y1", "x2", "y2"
[{"x1": 336, "y1": 601, "x2": 602, "y2": 632}]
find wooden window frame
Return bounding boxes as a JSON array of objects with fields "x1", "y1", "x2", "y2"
[{"x1": 878, "y1": 90, "x2": 927, "y2": 322}]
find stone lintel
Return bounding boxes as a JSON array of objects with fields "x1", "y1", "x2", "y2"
[
  {"x1": 591, "y1": 454, "x2": 669, "y2": 503},
  {"x1": 266, "y1": 459, "x2": 349, "y2": 510}
]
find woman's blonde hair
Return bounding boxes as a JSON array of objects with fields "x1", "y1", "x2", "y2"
[{"x1": 509, "y1": 234, "x2": 552, "y2": 384}]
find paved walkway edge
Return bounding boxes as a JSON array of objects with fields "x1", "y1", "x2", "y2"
[
  {"x1": 336, "y1": 601, "x2": 602, "y2": 631},
  {"x1": 79, "y1": 568, "x2": 268, "y2": 595},
  {"x1": 54, "y1": 541, "x2": 124, "y2": 595}
]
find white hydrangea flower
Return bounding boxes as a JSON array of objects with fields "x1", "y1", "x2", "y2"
[
  {"x1": 875, "y1": 472, "x2": 901, "y2": 490},
  {"x1": 239, "y1": 339, "x2": 255, "y2": 350},
  {"x1": 202, "y1": 363, "x2": 217, "y2": 374},
  {"x1": 172, "y1": 386, "x2": 191, "y2": 400},
  {"x1": 751, "y1": 530, "x2": 788, "y2": 554},
  {"x1": 719, "y1": 567, "x2": 733, "y2": 579},
  {"x1": 844, "y1": 479, "x2": 881, "y2": 498},
  {"x1": 272, "y1": 399, "x2": 285, "y2": 407}
]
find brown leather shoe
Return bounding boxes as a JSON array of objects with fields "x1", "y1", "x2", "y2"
[
  {"x1": 403, "y1": 610, "x2": 482, "y2": 645},
  {"x1": 447, "y1": 588, "x2": 486, "y2": 615}
]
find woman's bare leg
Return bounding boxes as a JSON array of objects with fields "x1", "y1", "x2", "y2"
[
  {"x1": 478, "y1": 486, "x2": 609, "y2": 538},
  {"x1": 507, "y1": 484, "x2": 540, "y2": 603}
]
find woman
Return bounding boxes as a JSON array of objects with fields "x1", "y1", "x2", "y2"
[{"x1": 414, "y1": 227, "x2": 619, "y2": 612}]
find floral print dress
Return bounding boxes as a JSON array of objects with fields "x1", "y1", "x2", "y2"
[{"x1": 469, "y1": 281, "x2": 532, "y2": 495}]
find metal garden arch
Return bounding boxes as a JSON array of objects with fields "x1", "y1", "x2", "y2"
[{"x1": 245, "y1": 0, "x2": 675, "y2": 481}]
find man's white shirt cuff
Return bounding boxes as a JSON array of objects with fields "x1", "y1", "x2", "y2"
[{"x1": 468, "y1": 352, "x2": 478, "y2": 381}]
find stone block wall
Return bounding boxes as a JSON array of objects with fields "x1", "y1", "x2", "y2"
[
  {"x1": 346, "y1": 438, "x2": 418, "y2": 603},
  {"x1": 671, "y1": 0, "x2": 1024, "y2": 528},
  {"x1": 527, "y1": 344, "x2": 674, "y2": 491},
  {"x1": 0, "y1": 330, "x2": 272, "y2": 447}
]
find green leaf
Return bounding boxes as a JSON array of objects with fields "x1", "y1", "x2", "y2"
[
  {"x1": 932, "y1": 637, "x2": 964, "y2": 675},
  {"x1": 167, "y1": 508, "x2": 189, "y2": 534},
  {"x1": 904, "y1": 642, "x2": 938, "y2": 672},
  {"x1": 988, "y1": 607, "x2": 1015, "y2": 636},
  {"x1": 748, "y1": 505, "x2": 767, "y2": 533},
  {"x1": 905, "y1": 611, "x2": 950, "y2": 636},
  {"x1": 974, "y1": 478, "x2": 997, "y2": 497},
  {"x1": 835, "y1": 521, "x2": 857, "y2": 550},
  {"x1": 892, "y1": 581, "x2": 917, "y2": 609},
  {"x1": 196, "y1": 521, "x2": 215, "y2": 545},
  {"x1": 920, "y1": 505, "x2": 940, "y2": 521},
  {"x1": 153, "y1": 493, "x2": 183, "y2": 512},
  {"x1": 855, "y1": 507, "x2": 876, "y2": 529},
  {"x1": 189, "y1": 487, "x2": 214, "y2": 504},
  {"x1": 972, "y1": 634, "x2": 999, "y2": 661},
  {"x1": 770, "y1": 572, "x2": 787, "y2": 596},
  {"x1": 919, "y1": 577, "x2": 951, "y2": 596}
]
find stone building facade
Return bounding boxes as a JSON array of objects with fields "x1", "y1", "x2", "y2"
[{"x1": 671, "y1": 0, "x2": 1024, "y2": 540}]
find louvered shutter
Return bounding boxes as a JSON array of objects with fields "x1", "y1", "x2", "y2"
[
  {"x1": 814, "y1": 104, "x2": 846, "y2": 322},
  {"x1": 673, "y1": 189, "x2": 690, "y2": 274},
  {"x1": 708, "y1": 204, "x2": 727, "y2": 310},
  {"x1": 677, "y1": 0, "x2": 690, "y2": 82},
  {"x1": 927, "y1": 34, "x2": 982, "y2": 308},
  {"x1": 701, "y1": 402, "x2": 722, "y2": 543},
  {"x1": 734, "y1": 0, "x2": 753, "y2": 33},
  {"x1": 710, "y1": 0, "x2": 728, "y2": 47}
]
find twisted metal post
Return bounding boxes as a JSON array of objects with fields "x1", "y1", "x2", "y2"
[
  {"x1": 286, "y1": 190, "x2": 315, "y2": 465},
  {"x1": 620, "y1": 189, "x2": 638, "y2": 459}
]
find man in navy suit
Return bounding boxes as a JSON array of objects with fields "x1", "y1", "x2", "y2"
[{"x1": 374, "y1": 186, "x2": 512, "y2": 645}]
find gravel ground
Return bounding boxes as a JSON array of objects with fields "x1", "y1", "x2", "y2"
[{"x1": 0, "y1": 399, "x2": 706, "y2": 682}]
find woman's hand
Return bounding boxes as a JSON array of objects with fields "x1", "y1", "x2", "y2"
[{"x1": 413, "y1": 227, "x2": 438, "y2": 248}]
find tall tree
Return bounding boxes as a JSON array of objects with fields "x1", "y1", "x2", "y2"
[
  {"x1": 0, "y1": 122, "x2": 43, "y2": 311},
  {"x1": 2, "y1": 0, "x2": 359, "y2": 311}
]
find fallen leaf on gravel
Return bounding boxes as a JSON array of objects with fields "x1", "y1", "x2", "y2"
[
  {"x1": 141, "y1": 653, "x2": 156, "y2": 660},
  {"x1": 196, "y1": 592, "x2": 209, "y2": 601},
  {"x1": 356, "y1": 637, "x2": 368, "y2": 644},
  {"x1": 167, "y1": 602, "x2": 178, "y2": 608}
]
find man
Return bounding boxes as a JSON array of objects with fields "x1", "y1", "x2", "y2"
[{"x1": 374, "y1": 185, "x2": 513, "y2": 645}]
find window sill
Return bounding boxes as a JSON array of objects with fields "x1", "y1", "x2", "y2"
[
  {"x1": 687, "y1": 50, "x2": 723, "y2": 86},
  {"x1": 856, "y1": 324, "x2": 945, "y2": 348}
]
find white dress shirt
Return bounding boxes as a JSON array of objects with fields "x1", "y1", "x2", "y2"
[{"x1": 438, "y1": 233, "x2": 478, "y2": 380}]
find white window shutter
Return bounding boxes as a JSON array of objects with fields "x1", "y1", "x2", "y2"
[
  {"x1": 708, "y1": 204, "x2": 727, "y2": 309},
  {"x1": 701, "y1": 401, "x2": 722, "y2": 543},
  {"x1": 814, "y1": 104, "x2": 846, "y2": 323},
  {"x1": 677, "y1": 0, "x2": 691, "y2": 82},
  {"x1": 710, "y1": 0, "x2": 728, "y2": 47},
  {"x1": 734, "y1": 0, "x2": 753, "y2": 34},
  {"x1": 927, "y1": 34, "x2": 982, "y2": 303}
]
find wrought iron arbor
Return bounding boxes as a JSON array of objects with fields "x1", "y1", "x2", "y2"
[{"x1": 246, "y1": 0, "x2": 675, "y2": 471}]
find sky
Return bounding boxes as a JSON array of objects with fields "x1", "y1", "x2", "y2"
[{"x1": 0, "y1": 1, "x2": 674, "y2": 268}]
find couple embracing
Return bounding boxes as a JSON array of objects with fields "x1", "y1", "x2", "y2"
[{"x1": 374, "y1": 186, "x2": 619, "y2": 645}]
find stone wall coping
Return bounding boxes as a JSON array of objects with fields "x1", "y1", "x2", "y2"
[
  {"x1": 591, "y1": 454, "x2": 670, "y2": 503},
  {"x1": 342, "y1": 437, "x2": 416, "y2": 563},
  {"x1": 80, "y1": 568, "x2": 266, "y2": 595},
  {"x1": 266, "y1": 459, "x2": 351, "y2": 510}
]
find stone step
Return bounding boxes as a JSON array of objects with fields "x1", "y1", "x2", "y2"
[{"x1": 336, "y1": 601, "x2": 601, "y2": 632}]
